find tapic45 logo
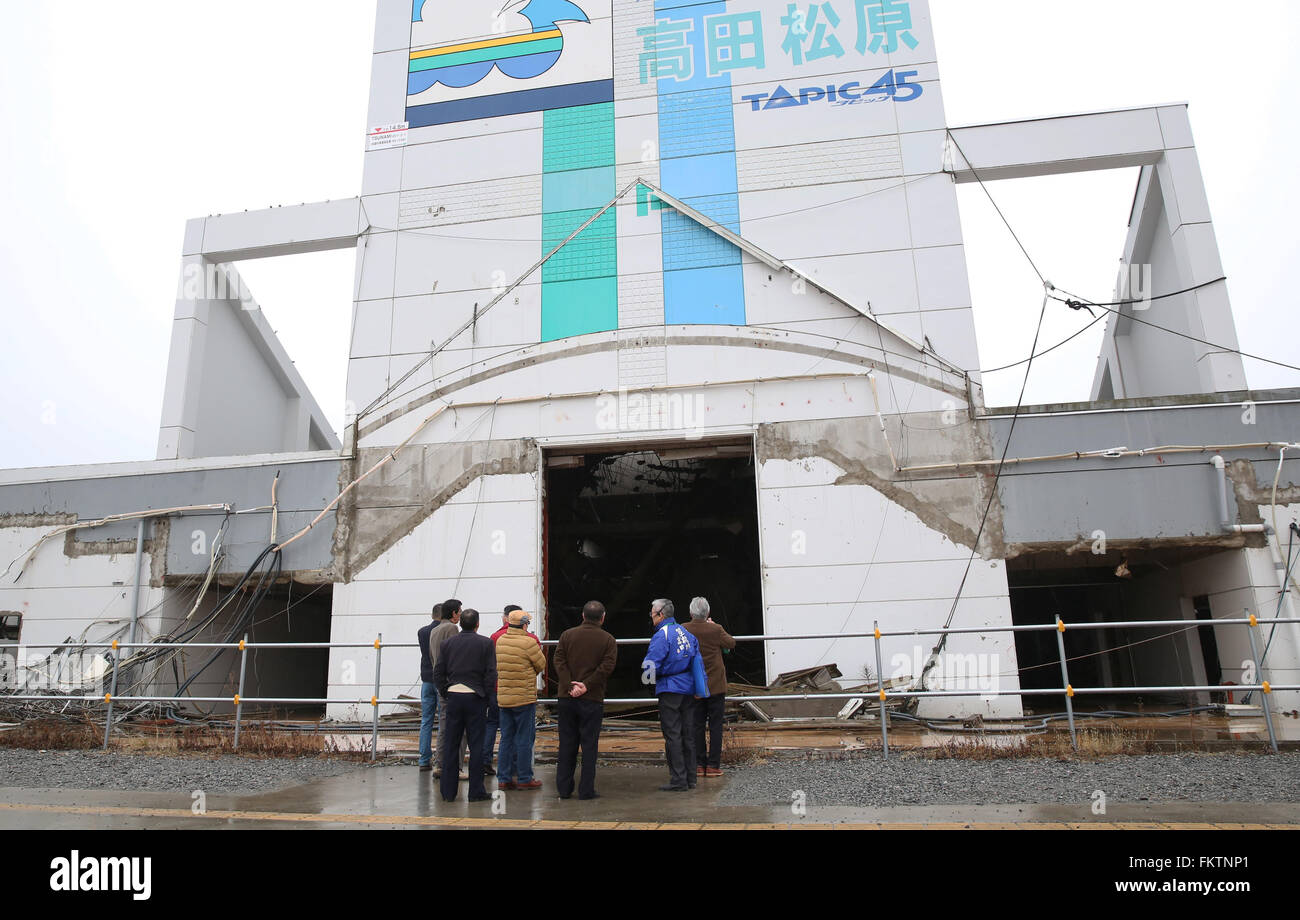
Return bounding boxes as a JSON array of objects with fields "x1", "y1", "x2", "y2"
[{"x1": 741, "y1": 68, "x2": 921, "y2": 111}]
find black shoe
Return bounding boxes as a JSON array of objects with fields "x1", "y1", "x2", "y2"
[
  {"x1": 558, "y1": 794, "x2": 572, "y2": 800},
  {"x1": 418, "y1": 764, "x2": 432, "y2": 772},
  {"x1": 467, "y1": 793, "x2": 492, "y2": 802},
  {"x1": 578, "y1": 793, "x2": 601, "y2": 800},
  {"x1": 659, "y1": 784, "x2": 689, "y2": 792},
  {"x1": 442, "y1": 797, "x2": 457, "y2": 803}
]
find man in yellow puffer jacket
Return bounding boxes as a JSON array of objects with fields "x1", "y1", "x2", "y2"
[{"x1": 495, "y1": 609, "x2": 547, "y2": 790}]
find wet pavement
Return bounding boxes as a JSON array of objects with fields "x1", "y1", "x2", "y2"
[{"x1": 3, "y1": 762, "x2": 1299, "y2": 829}]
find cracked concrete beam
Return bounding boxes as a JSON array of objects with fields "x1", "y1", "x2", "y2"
[{"x1": 338, "y1": 439, "x2": 540, "y2": 582}]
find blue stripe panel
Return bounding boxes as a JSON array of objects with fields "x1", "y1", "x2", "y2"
[
  {"x1": 654, "y1": 0, "x2": 745, "y2": 325},
  {"x1": 662, "y1": 200, "x2": 740, "y2": 270},
  {"x1": 659, "y1": 87, "x2": 736, "y2": 158},
  {"x1": 664, "y1": 265, "x2": 745, "y2": 326},
  {"x1": 406, "y1": 79, "x2": 614, "y2": 128},
  {"x1": 660, "y1": 152, "x2": 739, "y2": 205}
]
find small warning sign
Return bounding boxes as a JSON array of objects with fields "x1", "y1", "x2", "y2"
[{"x1": 367, "y1": 122, "x2": 409, "y2": 151}]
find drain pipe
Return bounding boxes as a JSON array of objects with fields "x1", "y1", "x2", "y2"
[
  {"x1": 1211, "y1": 455, "x2": 1267, "y2": 534},
  {"x1": 867, "y1": 373, "x2": 900, "y2": 472},
  {"x1": 127, "y1": 518, "x2": 146, "y2": 649},
  {"x1": 1213, "y1": 452, "x2": 1300, "y2": 712}
]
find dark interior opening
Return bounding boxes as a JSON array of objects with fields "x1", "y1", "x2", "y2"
[
  {"x1": 542, "y1": 442, "x2": 765, "y2": 706},
  {"x1": 1006, "y1": 547, "x2": 1224, "y2": 713},
  {"x1": 157, "y1": 580, "x2": 332, "y2": 718}
]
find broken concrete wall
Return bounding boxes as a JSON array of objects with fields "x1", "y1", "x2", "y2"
[
  {"x1": 0, "y1": 516, "x2": 166, "y2": 684},
  {"x1": 755, "y1": 412, "x2": 1021, "y2": 719},
  {"x1": 326, "y1": 439, "x2": 542, "y2": 719},
  {"x1": 987, "y1": 391, "x2": 1300, "y2": 714},
  {"x1": 0, "y1": 453, "x2": 343, "y2": 700}
]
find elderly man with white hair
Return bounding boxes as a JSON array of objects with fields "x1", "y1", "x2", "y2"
[{"x1": 682, "y1": 596, "x2": 736, "y2": 777}]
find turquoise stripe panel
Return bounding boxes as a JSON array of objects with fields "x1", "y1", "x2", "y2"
[
  {"x1": 541, "y1": 165, "x2": 617, "y2": 213},
  {"x1": 541, "y1": 103, "x2": 617, "y2": 342}
]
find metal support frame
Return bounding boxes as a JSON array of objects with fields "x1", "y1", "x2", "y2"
[
  {"x1": 873, "y1": 621, "x2": 889, "y2": 759},
  {"x1": 6, "y1": 616, "x2": 1297, "y2": 754},
  {"x1": 1055, "y1": 616, "x2": 1078, "y2": 751},
  {"x1": 371, "y1": 634, "x2": 383, "y2": 761},
  {"x1": 233, "y1": 634, "x2": 250, "y2": 749},
  {"x1": 103, "y1": 641, "x2": 120, "y2": 751},
  {"x1": 1245, "y1": 613, "x2": 1279, "y2": 753}
]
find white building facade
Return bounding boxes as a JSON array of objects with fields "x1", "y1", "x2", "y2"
[{"x1": 4, "y1": 0, "x2": 1298, "y2": 726}]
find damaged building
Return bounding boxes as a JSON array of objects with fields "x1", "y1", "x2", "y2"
[{"x1": 2, "y1": 0, "x2": 1298, "y2": 726}]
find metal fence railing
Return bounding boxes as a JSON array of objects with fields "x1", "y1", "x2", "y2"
[{"x1": 2, "y1": 612, "x2": 1296, "y2": 759}]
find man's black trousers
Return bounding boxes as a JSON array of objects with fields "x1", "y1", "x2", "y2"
[
  {"x1": 693, "y1": 693, "x2": 725, "y2": 769},
  {"x1": 556, "y1": 697, "x2": 604, "y2": 799},
  {"x1": 440, "y1": 691, "x2": 487, "y2": 801},
  {"x1": 657, "y1": 691, "x2": 696, "y2": 788}
]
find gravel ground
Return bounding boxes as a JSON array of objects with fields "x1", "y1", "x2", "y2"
[
  {"x1": 718, "y1": 752, "x2": 1300, "y2": 807},
  {"x1": 0, "y1": 749, "x2": 366, "y2": 795}
]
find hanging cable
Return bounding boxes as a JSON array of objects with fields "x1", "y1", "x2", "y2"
[
  {"x1": 1049, "y1": 282, "x2": 1300, "y2": 375},
  {"x1": 914, "y1": 292, "x2": 1052, "y2": 698},
  {"x1": 945, "y1": 130, "x2": 1048, "y2": 287},
  {"x1": 980, "y1": 313, "x2": 1106, "y2": 375}
]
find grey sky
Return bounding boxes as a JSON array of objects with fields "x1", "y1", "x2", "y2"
[{"x1": 1, "y1": 0, "x2": 1296, "y2": 468}]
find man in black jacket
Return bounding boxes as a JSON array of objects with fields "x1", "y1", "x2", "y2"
[
  {"x1": 415, "y1": 603, "x2": 444, "y2": 771},
  {"x1": 432, "y1": 608, "x2": 497, "y2": 802}
]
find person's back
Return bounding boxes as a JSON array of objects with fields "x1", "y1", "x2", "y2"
[
  {"x1": 418, "y1": 620, "x2": 438, "y2": 682},
  {"x1": 556, "y1": 620, "x2": 617, "y2": 703},
  {"x1": 494, "y1": 611, "x2": 547, "y2": 790},
  {"x1": 554, "y1": 600, "x2": 618, "y2": 800},
  {"x1": 438, "y1": 631, "x2": 496, "y2": 698},
  {"x1": 496, "y1": 626, "x2": 546, "y2": 707},
  {"x1": 416, "y1": 603, "x2": 444, "y2": 771},
  {"x1": 682, "y1": 597, "x2": 735, "y2": 777},
  {"x1": 682, "y1": 617, "x2": 734, "y2": 695},
  {"x1": 432, "y1": 608, "x2": 495, "y2": 802},
  {"x1": 428, "y1": 618, "x2": 458, "y2": 672}
]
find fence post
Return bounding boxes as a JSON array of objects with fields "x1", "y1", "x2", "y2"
[
  {"x1": 233, "y1": 635, "x2": 249, "y2": 750},
  {"x1": 1245, "y1": 612, "x2": 1279, "y2": 753},
  {"x1": 873, "y1": 621, "x2": 889, "y2": 760},
  {"x1": 371, "y1": 634, "x2": 383, "y2": 762},
  {"x1": 103, "y1": 639, "x2": 121, "y2": 751},
  {"x1": 1054, "y1": 616, "x2": 1078, "y2": 752}
]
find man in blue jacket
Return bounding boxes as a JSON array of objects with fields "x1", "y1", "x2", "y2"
[{"x1": 641, "y1": 598, "x2": 699, "y2": 791}]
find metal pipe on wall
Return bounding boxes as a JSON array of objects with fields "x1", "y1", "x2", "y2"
[{"x1": 127, "y1": 518, "x2": 146, "y2": 648}]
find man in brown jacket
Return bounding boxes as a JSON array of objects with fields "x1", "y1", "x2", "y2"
[
  {"x1": 494, "y1": 609, "x2": 547, "y2": 790},
  {"x1": 554, "y1": 600, "x2": 618, "y2": 800},
  {"x1": 683, "y1": 596, "x2": 735, "y2": 777}
]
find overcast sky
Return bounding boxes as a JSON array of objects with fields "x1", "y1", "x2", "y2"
[{"x1": 1, "y1": 1, "x2": 1297, "y2": 469}]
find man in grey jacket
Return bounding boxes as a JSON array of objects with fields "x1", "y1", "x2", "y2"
[{"x1": 430, "y1": 598, "x2": 468, "y2": 778}]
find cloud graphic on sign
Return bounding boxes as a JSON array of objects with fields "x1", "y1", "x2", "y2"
[{"x1": 409, "y1": 0, "x2": 590, "y2": 94}]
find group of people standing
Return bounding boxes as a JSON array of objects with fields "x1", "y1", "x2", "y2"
[{"x1": 416, "y1": 594, "x2": 734, "y2": 802}]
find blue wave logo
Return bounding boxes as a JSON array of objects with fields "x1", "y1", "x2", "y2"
[{"x1": 409, "y1": 0, "x2": 590, "y2": 94}]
